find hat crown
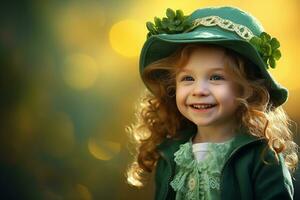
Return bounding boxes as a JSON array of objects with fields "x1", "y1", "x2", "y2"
[
  {"x1": 189, "y1": 6, "x2": 264, "y2": 36},
  {"x1": 140, "y1": 6, "x2": 288, "y2": 107}
]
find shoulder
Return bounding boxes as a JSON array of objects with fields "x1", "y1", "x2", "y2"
[
  {"x1": 228, "y1": 132, "x2": 283, "y2": 166},
  {"x1": 231, "y1": 138, "x2": 291, "y2": 179},
  {"x1": 222, "y1": 139, "x2": 294, "y2": 200},
  {"x1": 233, "y1": 139, "x2": 294, "y2": 199}
]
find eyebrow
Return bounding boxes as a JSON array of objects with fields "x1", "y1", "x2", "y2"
[{"x1": 178, "y1": 67, "x2": 225, "y2": 73}]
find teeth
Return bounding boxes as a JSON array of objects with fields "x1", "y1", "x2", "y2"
[{"x1": 192, "y1": 104, "x2": 215, "y2": 109}]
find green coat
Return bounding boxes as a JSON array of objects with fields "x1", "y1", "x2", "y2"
[{"x1": 155, "y1": 127, "x2": 294, "y2": 200}]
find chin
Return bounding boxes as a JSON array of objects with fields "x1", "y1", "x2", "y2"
[{"x1": 194, "y1": 123, "x2": 214, "y2": 127}]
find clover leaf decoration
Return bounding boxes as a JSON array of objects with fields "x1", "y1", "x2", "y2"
[
  {"x1": 250, "y1": 32, "x2": 281, "y2": 69},
  {"x1": 146, "y1": 8, "x2": 192, "y2": 39}
]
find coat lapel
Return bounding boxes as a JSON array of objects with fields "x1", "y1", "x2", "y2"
[{"x1": 156, "y1": 126, "x2": 262, "y2": 167}]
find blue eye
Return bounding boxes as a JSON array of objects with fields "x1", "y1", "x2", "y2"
[
  {"x1": 210, "y1": 74, "x2": 225, "y2": 81},
  {"x1": 181, "y1": 76, "x2": 194, "y2": 81}
]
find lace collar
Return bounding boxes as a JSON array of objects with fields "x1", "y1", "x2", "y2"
[{"x1": 170, "y1": 136, "x2": 235, "y2": 200}]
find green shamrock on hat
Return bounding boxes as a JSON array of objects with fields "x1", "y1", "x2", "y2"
[
  {"x1": 146, "y1": 8, "x2": 192, "y2": 38},
  {"x1": 250, "y1": 32, "x2": 281, "y2": 69}
]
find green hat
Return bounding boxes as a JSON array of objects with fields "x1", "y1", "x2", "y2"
[{"x1": 139, "y1": 6, "x2": 288, "y2": 107}]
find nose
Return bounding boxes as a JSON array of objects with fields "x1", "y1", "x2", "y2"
[{"x1": 192, "y1": 81, "x2": 210, "y2": 96}]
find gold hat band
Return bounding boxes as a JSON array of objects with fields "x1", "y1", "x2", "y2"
[{"x1": 185, "y1": 16, "x2": 255, "y2": 41}]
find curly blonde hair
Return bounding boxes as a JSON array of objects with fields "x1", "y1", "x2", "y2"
[{"x1": 125, "y1": 43, "x2": 298, "y2": 188}]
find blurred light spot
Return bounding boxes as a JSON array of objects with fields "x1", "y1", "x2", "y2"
[
  {"x1": 93, "y1": 44, "x2": 125, "y2": 83},
  {"x1": 63, "y1": 54, "x2": 98, "y2": 90},
  {"x1": 42, "y1": 190, "x2": 63, "y2": 200},
  {"x1": 54, "y1": 3, "x2": 105, "y2": 50},
  {"x1": 75, "y1": 184, "x2": 93, "y2": 200},
  {"x1": 41, "y1": 112, "x2": 75, "y2": 157},
  {"x1": 109, "y1": 19, "x2": 146, "y2": 57},
  {"x1": 88, "y1": 138, "x2": 121, "y2": 160},
  {"x1": 93, "y1": 44, "x2": 139, "y2": 96}
]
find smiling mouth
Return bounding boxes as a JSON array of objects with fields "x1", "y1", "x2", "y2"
[{"x1": 190, "y1": 104, "x2": 217, "y2": 110}]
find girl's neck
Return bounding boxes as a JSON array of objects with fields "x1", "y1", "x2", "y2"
[{"x1": 192, "y1": 122, "x2": 238, "y2": 144}]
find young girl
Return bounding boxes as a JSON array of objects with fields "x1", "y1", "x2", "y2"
[{"x1": 126, "y1": 6, "x2": 298, "y2": 200}]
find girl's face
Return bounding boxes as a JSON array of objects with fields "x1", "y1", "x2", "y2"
[{"x1": 175, "y1": 46, "x2": 240, "y2": 130}]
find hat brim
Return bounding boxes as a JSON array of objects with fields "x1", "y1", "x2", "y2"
[{"x1": 139, "y1": 30, "x2": 288, "y2": 107}]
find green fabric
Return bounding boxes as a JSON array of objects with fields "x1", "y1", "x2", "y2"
[
  {"x1": 170, "y1": 138, "x2": 234, "y2": 200},
  {"x1": 139, "y1": 6, "x2": 288, "y2": 107},
  {"x1": 154, "y1": 127, "x2": 294, "y2": 200}
]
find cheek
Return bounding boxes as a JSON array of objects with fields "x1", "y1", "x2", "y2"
[
  {"x1": 175, "y1": 89, "x2": 183, "y2": 106},
  {"x1": 231, "y1": 82, "x2": 242, "y2": 98},
  {"x1": 175, "y1": 86, "x2": 188, "y2": 109},
  {"x1": 217, "y1": 86, "x2": 238, "y2": 105}
]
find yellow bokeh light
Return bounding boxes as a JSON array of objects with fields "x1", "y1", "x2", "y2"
[
  {"x1": 75, "y1": 184, "x2": 93, "y2": 200},
  {"x1": 109, "y1": 19, "x2": 147, "y2": 57},
  {"x1": 63, "y1": 54, "x2": 99, "y2": 90},
  {"x1": 88, "y1": 138, "x2": 121, "y2": 161},
  {"x1": 53, "y1": 2, "x2": 106, "y2": 50}
]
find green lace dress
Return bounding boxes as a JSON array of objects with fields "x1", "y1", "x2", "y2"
[{"x1": 170, "y1": 136, "x2": 234, "y2": 200}]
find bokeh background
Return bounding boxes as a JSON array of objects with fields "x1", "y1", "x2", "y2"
[{"x1": 1, "y1": 0, "x2": 300, "y2": 199}]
